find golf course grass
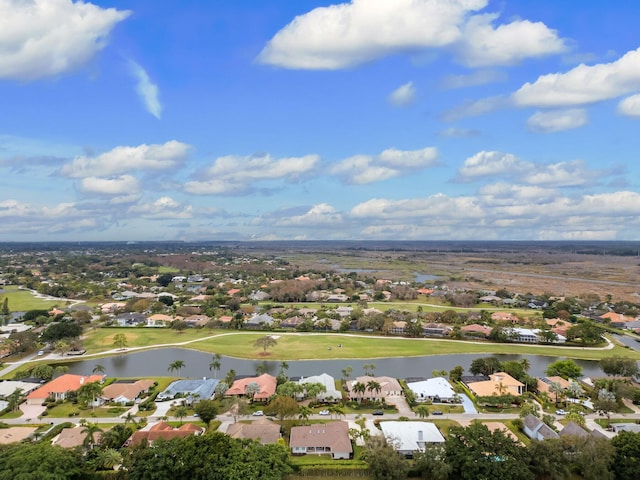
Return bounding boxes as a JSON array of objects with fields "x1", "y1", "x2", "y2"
[{"x1": 82, "y1": 328, "x2": 640, "y2": 361}]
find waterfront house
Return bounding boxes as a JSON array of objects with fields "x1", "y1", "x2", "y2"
[
  {"x1": 407, "y1": 377, "x2": 457, "y2": 403},
  {"x1": 225, "y1": 374, "x2": 277, "y2": 402},
  {"x1": 290, "y1": 421, "x2": 352, "y2": 459},
  {"x1": 26, "y1": 374, "x2": 104, "y2": 405},
  {"x1": 380, "y1": 421, "x2": 444, "y2": 456}
]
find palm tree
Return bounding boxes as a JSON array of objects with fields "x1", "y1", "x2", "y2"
[
  {"x1": 92, "y1": 364, "x2": 106, "y2": 375},
  {"x1": 81, "y1": 423, "x2": 103, "y2": 450},
  {"x1": 97, "y1": 449, "x2": 122, "y2": 471},
  {"x1": 168, "y1": 360, "x2": 186, "y2": 377},
  {"x1": 123, "y1": 412, "x2": 139, "y2": 429},
  {"x1": 366, "y1": 380, "x2": 382, "y2": 401},
  {"x1": 520, "y1": 358, "x2": 531, "y2": 372},
  {"x1": 549, "y1": 381, "x2": 564, "y2": 406},
  {"x1": 6, "y1": 388, "x2": 23, "y2": 412},
  {"x1": 298, "y1": 405, "x2": 313, "y2": 424},
  {"x1": 174, "y1": 405, "x2": 188, "y2": 425},
  {"x1": 279, "y1": 361, "x2": 289, "y2": 379},
  {"x1": 77, "y1": 381, "x2": 103, "y2": 410},
  {"x1": 415, "y1": 405, "x2": 430, "y2": 419},
  {"x1": 209, "y1": 353, "x2": 222, "y2": 378},
  {"x1": 341, "y1": 366, "x2": 353, "y2": 390},
  {"x1": 363, "y1": 363, "x2": 376, "y2": 376},
  {"x1": 352, "y1": 381, "x2": 366, "y2": 402},
  {"x1": 329, "y1": 404, "x2": 345, "y2": 419}
]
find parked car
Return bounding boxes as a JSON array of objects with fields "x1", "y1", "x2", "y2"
[
  {"x1": 318, "y1": 410, "x2": 330, "y2": 415},
  {"x1": 555, "y1": 409, "x2": 567, "y2": 415},
  {"x1": 372, "y1": 410, "x2": 384, "y2": 416},
  {"x1": 252, "y1": 410, "x2": 264, "y2": 416},
  {"x1": 432, "y1": 411, "x2": 443, "y2": 415}
]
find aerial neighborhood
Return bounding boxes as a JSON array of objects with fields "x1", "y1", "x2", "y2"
[{"x1": 0, "y1": 243, "x2": 640, "y2": 478}]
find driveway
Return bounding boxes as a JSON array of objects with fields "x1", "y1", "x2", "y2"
[
  {"x1": 458, "y1": 394, "x2": 478, "y2": 414},
  {"x1": 18, "y1": 403, "x2": 46, "y2": 421}
]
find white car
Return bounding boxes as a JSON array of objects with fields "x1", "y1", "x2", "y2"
[
  {"x1": 555, "y1": 409, "x2": 567, "y2": 415},
  {"x1": 318, "y1": 410, "x2": 330, "y2": 415},
  {"x1": 252, "y1": 410, "x2": 264, "y2": 416}
]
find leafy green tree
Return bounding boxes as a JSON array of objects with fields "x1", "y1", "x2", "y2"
[
  {"x1": 214, "y1": 381, "x2": 229, "y2": 398},
  {"x1": 194, "y1": 399, "x2": 218, "y2": 427},
  {"x1": 113, "y1": 333, "x2": 128, "y2": 349},
  {"x1": 41, "y1": 320, "x2": 82, "y2": 342},
  {"x1": 298, "y1": 405, "x2": 313, "y2": 424},
  {"x1": 611, "y1": 431, "x2": 640, "y2": 480},
  {"x1": 0, "y1": 298, "x2": 9, "y2": 324},
  {"x1": 414, "y1": 444, "x2": 452, "y2": 480},
  {"x1": 174, "y1": 405, "x2": 188, "y2": 425},
  {"x1": 469, "y1": 356, "x2": 501, "y2": 376},
  {"x1": 31, "y1": 364, "x2": 54, "y2": 380},
  {"x1": 449, "y1": 365, "x2": 464, "y2": 382},
  {"x1": 600, "y1": 356, "x2": 639, "y2": 377},
  {"x1": 527, "y1": 439, "x2": 571, "y2": 480},
  {"x1": 0, "y1": 442, "x2": 87, "y2": 480},
  {"x1": 267, "y1": 395, "x2": 299, "y2": 423},
  {"x1": 224, "y1": 369, "x2": 236, "y2": 387},
  {"x1": 95, "y1": 448, "x2": 123, "y2": 471},
  {"x1": 99, "y1": 424, "x2": 133, "y2": 450},
  {"x1": 444, "y1": 423, "x2": 533, "y2": 480},
  {"x1": 77, "y1": 381, "x2": 103, "y2": 410},
  {"x1": 254, "y1": 335, "x2": 277, "y2": 353},
  {"x1": 245, "y1": 382, "x2": 260, "y2": 400},
  {"x1": 545, "y1": 359, "x2": 582, "y2": 379},
  {"x1": 276, "y1": 381, "x2": 304, "y2": 398},
  {"x1": 362, "y1": 436, "x2": 409, "y2": 480}
]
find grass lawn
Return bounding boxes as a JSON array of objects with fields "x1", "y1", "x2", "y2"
[
  {"x1": 44, "y1": 403, "x2": 127, "y2": 418},
  {"x1": 0, "y1": 286, "x2": 64, "y2": 311},
  {"x1": 80, "y1": 327, "x2": 639, "y2": 362}
]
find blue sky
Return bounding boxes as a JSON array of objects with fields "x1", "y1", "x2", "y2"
[{"x1": 1, "y1": 0, "x2": 639, "y2": 241}]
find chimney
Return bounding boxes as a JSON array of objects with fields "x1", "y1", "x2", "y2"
[
  {"x1": 80, "y1": 377, "x2": 85, "y2": 385},
  {"x1": 418, "y1": 430, "x2": 423, "y2": 442}
]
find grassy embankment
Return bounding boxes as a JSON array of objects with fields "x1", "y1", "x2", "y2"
[{"x1": 81, "y1": 328, "x2": 640, "y2": 361}]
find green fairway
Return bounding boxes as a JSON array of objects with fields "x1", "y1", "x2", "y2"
[
  {"x1": 83, "y1": 328, "x2": 640, "y2": 361},
  {"x1": 0, "y1": 286, "x2": 65, "y2": 311}
]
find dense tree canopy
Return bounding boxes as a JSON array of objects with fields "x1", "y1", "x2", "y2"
[
  {"x1": 40, "y1": 320, "x2": 82, "y2": 342},
  {"x1": 0, "y1": 442, "x2": 86, "y2": 480}
]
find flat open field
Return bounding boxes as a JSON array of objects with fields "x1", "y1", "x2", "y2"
[
  {"x1": 83, "y1": 328, "x2": 639, "y2": 361},
  {"x1": 0, "y1": 286, "x2": 64, "y2": 311}
]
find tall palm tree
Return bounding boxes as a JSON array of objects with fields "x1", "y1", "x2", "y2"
[
  {"x1": 520, "y1": 358, "x2": 531, "y2": 373},
  {"x1": 209, "y1": 353, "x2": 222, "y2": 378},
  {"x1": 352, "y1": 381, "x2": 366, "y2": 402},
  {"x1": 81, "y1": 423, "x2": 103, "y2": 450},
  {"x1": 279, "y1": 361, "x2": 289, "y2": 379},
  {"x1": 168, "y1": 360, "x2": 186, "y2": 377},
  {"x1": 92, "y1": 364, "x2": 106, "y2": 375},
  {"x1": 123, "y1": 412, "x2": 139, "y2": 429},
  {"x1": 549, "y1": 381, "x2": 564, "y2": 405},
  {"x1": 366, "y1": 380, "x2": 382, "y2": 400},
  {"x1": 77, "y1": 381, "x2": 103, "y2": 411}
]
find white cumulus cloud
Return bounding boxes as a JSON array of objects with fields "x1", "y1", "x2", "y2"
[
  {"x1": 80, "y1": 174, "x2": 140, "y2": 195},
  {"x1": 388, "y1": 81, "x2": 416, "y2": 106},
  {"x1": 526, "y1": 108, "x2": 588, "y2": 133},
  {"x1": 258, "y1": 0, "x2": 564, "y2": 70},
  {"x1": 61, "y1": 140, "x2": 190, "y2": 178},
  {"x1": 0, "y1": 0, "x2": 130, "y2": 80},
  {"x1": 128, "y1": 196, "x2": 193, "y2": 219},
  {"x1": 184, "y1": 153, "x2": 319, "y2": 195},
  {"x1": 456, "y1": 151, "x2": 525, "y2": 180},
  {"x1": 331, "y1": 146, "x2": 438, "y2": 184},
  {"x1": 128, "y1": 60, "x2": 162, "y2": 119},
  {"x1": 513, "y1": 47, "x2": 640, "y2": 107},
  {"x1": 617, "y1": 94, "x2": 640, "y2": 117}
]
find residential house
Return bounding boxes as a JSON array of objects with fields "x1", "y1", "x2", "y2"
[
  {"x1": 559, "y1": 422, "x2": 589, "y2": 438},
  {"x1": 225, "y1": 421, "x2": 281, "y2": 444},
  {"x1": 53, "y1": 426, "x2": 103, "y2": 448},
  {"x1": 26, "y1": 374, "x2": 105, "y2": 405},
  {"x1": 102, "y1": 379, "x2": 155, "y2": 404},
  {"x1": 280, "y1": 315, "x2": 307, "y2": 329},
  {"x1": 184, "y1": 314, "x2": 210, "y2": 327},
  {"x1": 380, "y1": 421, "x2": 444, "y2": 456},
  {"x1": 156, "y1": 378, "x2": 219, "y2": 403},
  {"x1": 245, "y1": 313, "x2": 275, "y2": 329},
  {"x1": 0, "y1": 380, "x2": 40, "y2": 399},
  {"x1": 537, "y1": 376, "x2": 580, "y2": 397},
  {"x1": 249, "y1": 290, "x2": 271, "y2": 301},
  {"x1": 388, "y1": 321, "x2": 406, "y2": 335},
  {"x1": 407, "y1": 377, "x2": 457, "y2": 403},
  {"x1": 124, "y1": 421, "x2": 204, "y2": 447},
  {"x1": 290, "y1": 421, "x2": 352, "y2": 459},
  {"x1": 423, "y1": 323, "x2": 452, "y2": 336},
  {"x1": 347, "y1": 376, "x2": 403, "y2": 402},
  {"x1": 466, "y1": 372, "x2": 524, "y2": 398},
  {"x1": 491, "y1": 312, "x2": 520, "y2": 323},
  {"x1": 522, "y1": 414, "x2": 559, "y2": 440},
  {"x1": 461, "y1": 324, "x2": 492, "y2": 337},
  {"x1": 600, "y1": 312, "x2": 632, "y2": 327},
  {"x1": 326, "y1": 294, "x2": 349, "y2": 303},
  {"x1": 298, "y1": 373, "x2": 341, "y2": 402},
  {"x1": 115, "y1": 312, "x2": 148, "y2": 327},
  {"x1": 506, "y1": 327, "x2": 566, "y2": 344},
  {"x1": 146, "y1": 314, "x2": 175, "y2": 327},
  {"x1": 225, "y1": 374, "x2": 277, "y2": 402}
]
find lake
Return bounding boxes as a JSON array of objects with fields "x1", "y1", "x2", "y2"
[{"x1": 62, "y1": 347, "x2": 606, "y2": 380}]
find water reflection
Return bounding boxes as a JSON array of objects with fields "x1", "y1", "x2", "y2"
[{"x1": 62, "y1": 347, "x2": 607, "y2": 380}]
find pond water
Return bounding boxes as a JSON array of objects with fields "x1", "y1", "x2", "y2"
[
  {"x1": 62, "y1": 347, "x2": 606, "y2": 380},
  {"x1": 414, "y1": 273, "x2": 441, "y2": 283}
]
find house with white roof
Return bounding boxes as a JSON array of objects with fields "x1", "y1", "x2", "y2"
[
  {"x1": 380, "y1": 421, "x2": 445, "y2": 456},
  {"x1": 407, "y1": 377, "x2": 458, "y2": 403},
  {"x1": 298, "y1": 373, "x2": 341, "y2": 403}
]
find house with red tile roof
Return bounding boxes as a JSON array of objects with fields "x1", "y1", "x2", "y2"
[
  {"x1": 225, "y1": 373, "x2": 277, "y2": 402},
  {"x1": 26, "y1": 374, "x2": 105, "y2": 405},
  {"x1": 124, "y1": 422, "x2": 204, "y2": 447}
]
